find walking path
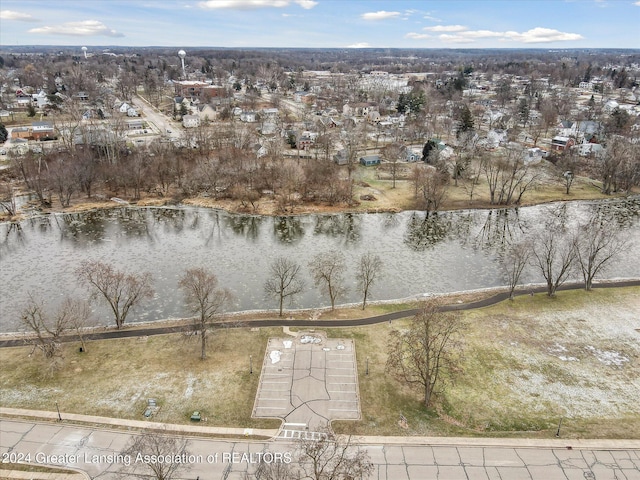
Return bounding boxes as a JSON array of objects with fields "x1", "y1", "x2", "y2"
[{"x1": 1, "y1": 280, "x2": 638, "y2": 348}]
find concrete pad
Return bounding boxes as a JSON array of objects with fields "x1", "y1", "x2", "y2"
[
  {"x1": 485, "y1": 466, "x2": 503, "y2": 480},
  {"x1": 407, "y1": 465, "x2": 438, "y2": 478},
  {"x1": 515, "y1": 448, "x2": 558, "y2": 465},
  {"x1": 590, "y1": 465, "x2": 618, "y2": 480},
  {"x1": 437, "y1": 465, "x2": 468, "y2": 479},
  {"x1": 528, "y1": 465, "x2": 568, "y2": 478},
  {"x1": 0, "y1": 430, "x2": 27, "y2": 448},
  {"x1": 386, "y1": 464, "x2": 410, "y2": 480},
  {"x1": 564, "y1": 470, "x2": 593, "y2": 480},
  {"x1": 592, "y1": 450, "x2": 617, "y2": 465},
  {"x1": 253, "y1": 334, "x2": 360, "y2": 432},
  {"x1": 464, "y1": 466, "x2": 490, "y2": 480},
  {"x1": 458, "y1": 446, "x2": 485, "y2": 466},
  {"x1": 432, "y1": 446, "x2": 461, "y2": 466},
  {"x1": 383, "y1": 445, "x2": 406, "y2": 464},
  {"x1": 610, "y1": 451, "x2": 636, "y2": 469},
  {"x1": 484, "y1": 447, "x2": 526, "y2": 467},
  {"x1": 402, "y1": 445, "x2": 435, "y2": 465},
  {"x1": 366, "y1": 445, "x2": 387, "y2": 465},
  {"x1": 22, "y1": 424, "x2": 62, "y2": 443},
  {"x1": 620, "y1": 469, "x2": 640, "y2": 480},
  {"x1": 495, "y1": 466, "x2": 533, "y2": 479}
]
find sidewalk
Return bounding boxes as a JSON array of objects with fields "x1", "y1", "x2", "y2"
[
  {"x1": 3, "y1": 407, "x2": 639, "y2": 450},
  {"x1": 0, "y1": 469, "x2": 89, "y2": 480}
]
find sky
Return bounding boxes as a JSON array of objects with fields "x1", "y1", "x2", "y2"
[{"x1": 0, "y1": 0, "x2": 639, "y2": 49}]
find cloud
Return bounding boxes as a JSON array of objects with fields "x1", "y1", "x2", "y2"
[
  {"x1": 0, "y1": 10, "x2": 38, "y2": 21},
  {"x1": 506, "y1": 27, "x2": 584, "y2": 43},
  {"x1": 634, "y1": 1, "x2": 640, "y2": 5},
  {"x1": 421, "y1": 26, "x2": 584, "y2": 44},
  {"x1": 295, "y1": 0, "x2": 318, "y2": 8},
  {"x1": 198, "y1": 0, "x2": 316, "y2": 9},
  {"x1": 29, "y1": 20, "x2": 124, "y2": 37},
  {"x1": 346, "y1": 42, "x2": 371, "y2": 48},
  {"x1": 405, "y1": 32, "x2": 432, "y2": 40},
  {"x1": 361, "y1": 10, "x2": 401, "y2": 20},
  {"x1": 424, "y1": 25, "x2": 467, "y2": 32},
  {"x1": 439, "y1": 34, "x2": 475, "y2": 44}
]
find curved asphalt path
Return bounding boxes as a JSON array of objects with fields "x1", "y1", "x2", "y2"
[{"x1": 1, "y1": 280, "x2": 638, "y2": 348}]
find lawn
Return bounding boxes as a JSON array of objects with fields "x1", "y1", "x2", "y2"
[{"x1": 1, "y1": 287, "x2": 638, "y2": 439}]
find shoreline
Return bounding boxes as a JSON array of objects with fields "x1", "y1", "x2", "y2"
[
  {"x1": 1, "y1": 279, "x2": 638, "y2": 341},
  {"x1": 2, "y1": 191, "x2": 638, "y2": 223}
]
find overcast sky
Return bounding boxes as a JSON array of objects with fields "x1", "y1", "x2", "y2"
[{"x1": 1, "y1": 0, "x2": 638, "y2": 49}]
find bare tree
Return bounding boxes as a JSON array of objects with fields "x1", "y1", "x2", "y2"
[
  {"x1": 308, "y1": 250, "x2": 348, "y2": 311},
  {"x1": 60, "y1": 297, "x2": 92, "y2": 353},
  {"x1": 264, "y1": 257, "x2": 305, "y2": 317},
  {"x1": 20, "y1": 294, "x2": 68, "y2": 360},
  {"x1": 573, "y1": 217, "x2": 628, "y2": 291},
  {"x1": 386, "y1": 301, "x2": 464, "y2": 408},
  {"x1": 296, "y1": 426, "x2": 373, "y2": 480},
  {"x1": 120, "y1": 431, "x2": 191, "y2": 480},
  {"x1": 179, "y1": 267, "x2": 231, "y2": 359},
  {"x1": 356, "y1": 252, "x2": 383, "y2": 310},
  {"x1": 76, "y1": 261, "x2": 153, "y2": 329},
  {"x1": 249, "y1": 427, "x2": 373, "y2": 480},
  {"x1": 380, "y1": 142, "x2": 404, "y2": 189},
  {"x1": 530, "y1": 226, "x2": 575, "y2": 297},
  {"x1": 0, "y1": 184, "x2": 17, "y2": 217},
  {"x1": 419, "y1": 170, "x2": 448, "y2": 213},
  {"x1": 502, "y1": 241, "x2": 531, "y2": 300}
]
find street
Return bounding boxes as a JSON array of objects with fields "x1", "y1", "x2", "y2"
[{"x1": 2, "y1": 418, "x2": 639, "y2": 479}]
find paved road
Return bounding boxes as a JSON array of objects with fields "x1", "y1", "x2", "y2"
[
  {"x1": 2, "y1": 419, "x2": 639, "y2": 480},
  {"x1": 1, "y1": 280, "x2": 639, "y2": 348}
]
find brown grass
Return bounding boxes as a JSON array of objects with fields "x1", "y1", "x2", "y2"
[{"x1": 1, "y1": 288, "x2": 638, "y2": 439}]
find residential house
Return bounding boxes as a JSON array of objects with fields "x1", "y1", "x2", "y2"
[
  {"x1": 359, "y1": 155, "x2": 381, "y2": 166},
  {"x1": 551, "y1": 136, "x2": 575, "y2": 151},
  {"x1": 32, "y1": 90, "x2": 49, "y2": 109},
  {"x1": 572, "y1": 143, "x2": 605, "y2": 158},
  {"x1": 333, "y1": 149, "x2": 348, "y2": 166},
  {"x1": 173, "y1": 80, "x2": 224, "y2": 100},
  {"x1": 517, "y1": 131, "x2": 536, "y2": 146},
  {"x1": 119, "y1": 102, "x2": 132, "y2": 113},
  {"x1": 182, "y1": 115, "x2": 200, "y2": 128},
  {"x1": 254, "y1": 144, "x2": 268, "y2": 158},
  {"x1": 11, "y1": 127, "x2": 31, "y2": 140},
  {"x1": 523, "y1": 147, "x2": 547, "y2": 165},
  {"x1": 31, "y1": 122, "x2": 55, "y2": 141},
  {"x1": 240, "y1": 111, "x2": 257, "y2": 123},
  {"x1": 405, "y1": 148, "x2": 421, "y2": 162},
  {"x1": 294, "y1": 91, "x2": 315, "y2": 104},
  {"x1": 126, "y1": 108, "x2": 139, "y2": 117},
  {"x1": 297, "y1": 132, "x2": 317, "y2": 150}
]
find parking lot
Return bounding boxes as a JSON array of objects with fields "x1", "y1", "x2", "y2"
[{"x1": 252, "y1": 332, "x2": 361, "y2": 436}]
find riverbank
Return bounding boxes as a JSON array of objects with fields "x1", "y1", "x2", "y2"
[
  {"x1": 2, "y1": 163, "x2": 635, "y2": 222},
  {"x1": 1, "y1": 286, "x2": 638, "y2": 438}
]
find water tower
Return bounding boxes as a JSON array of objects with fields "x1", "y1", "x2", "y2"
[
  {"x1": 178, "y1": 49, "x2": 186, "y2": 78},
  {"x1": 81, "y1": 46, "x2": 88, "y2": 59}
]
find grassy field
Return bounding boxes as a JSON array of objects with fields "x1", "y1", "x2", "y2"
[{"x1": 1, "y1": 287, "x2": 638, "y2": 439}]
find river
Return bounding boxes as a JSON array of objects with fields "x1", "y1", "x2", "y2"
[{"x1": 0, "y1": 197, "x2": 638, "y2": 332}]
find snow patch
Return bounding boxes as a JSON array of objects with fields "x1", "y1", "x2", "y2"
[
  {"x1": 585, "y1": 346, "x2": 629, "y2": 366},
  {"x1": 270, "y1": 350, "x2": 282, "y2": 364}
]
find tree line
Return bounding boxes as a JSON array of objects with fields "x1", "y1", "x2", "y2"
[{"x1": 20, "y1": 251, "x2": 383, "y2": 363}]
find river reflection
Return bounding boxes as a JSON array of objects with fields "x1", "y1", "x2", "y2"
[{"x1": 1, "y1": 198, "x2": 638, "y2": 332}]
